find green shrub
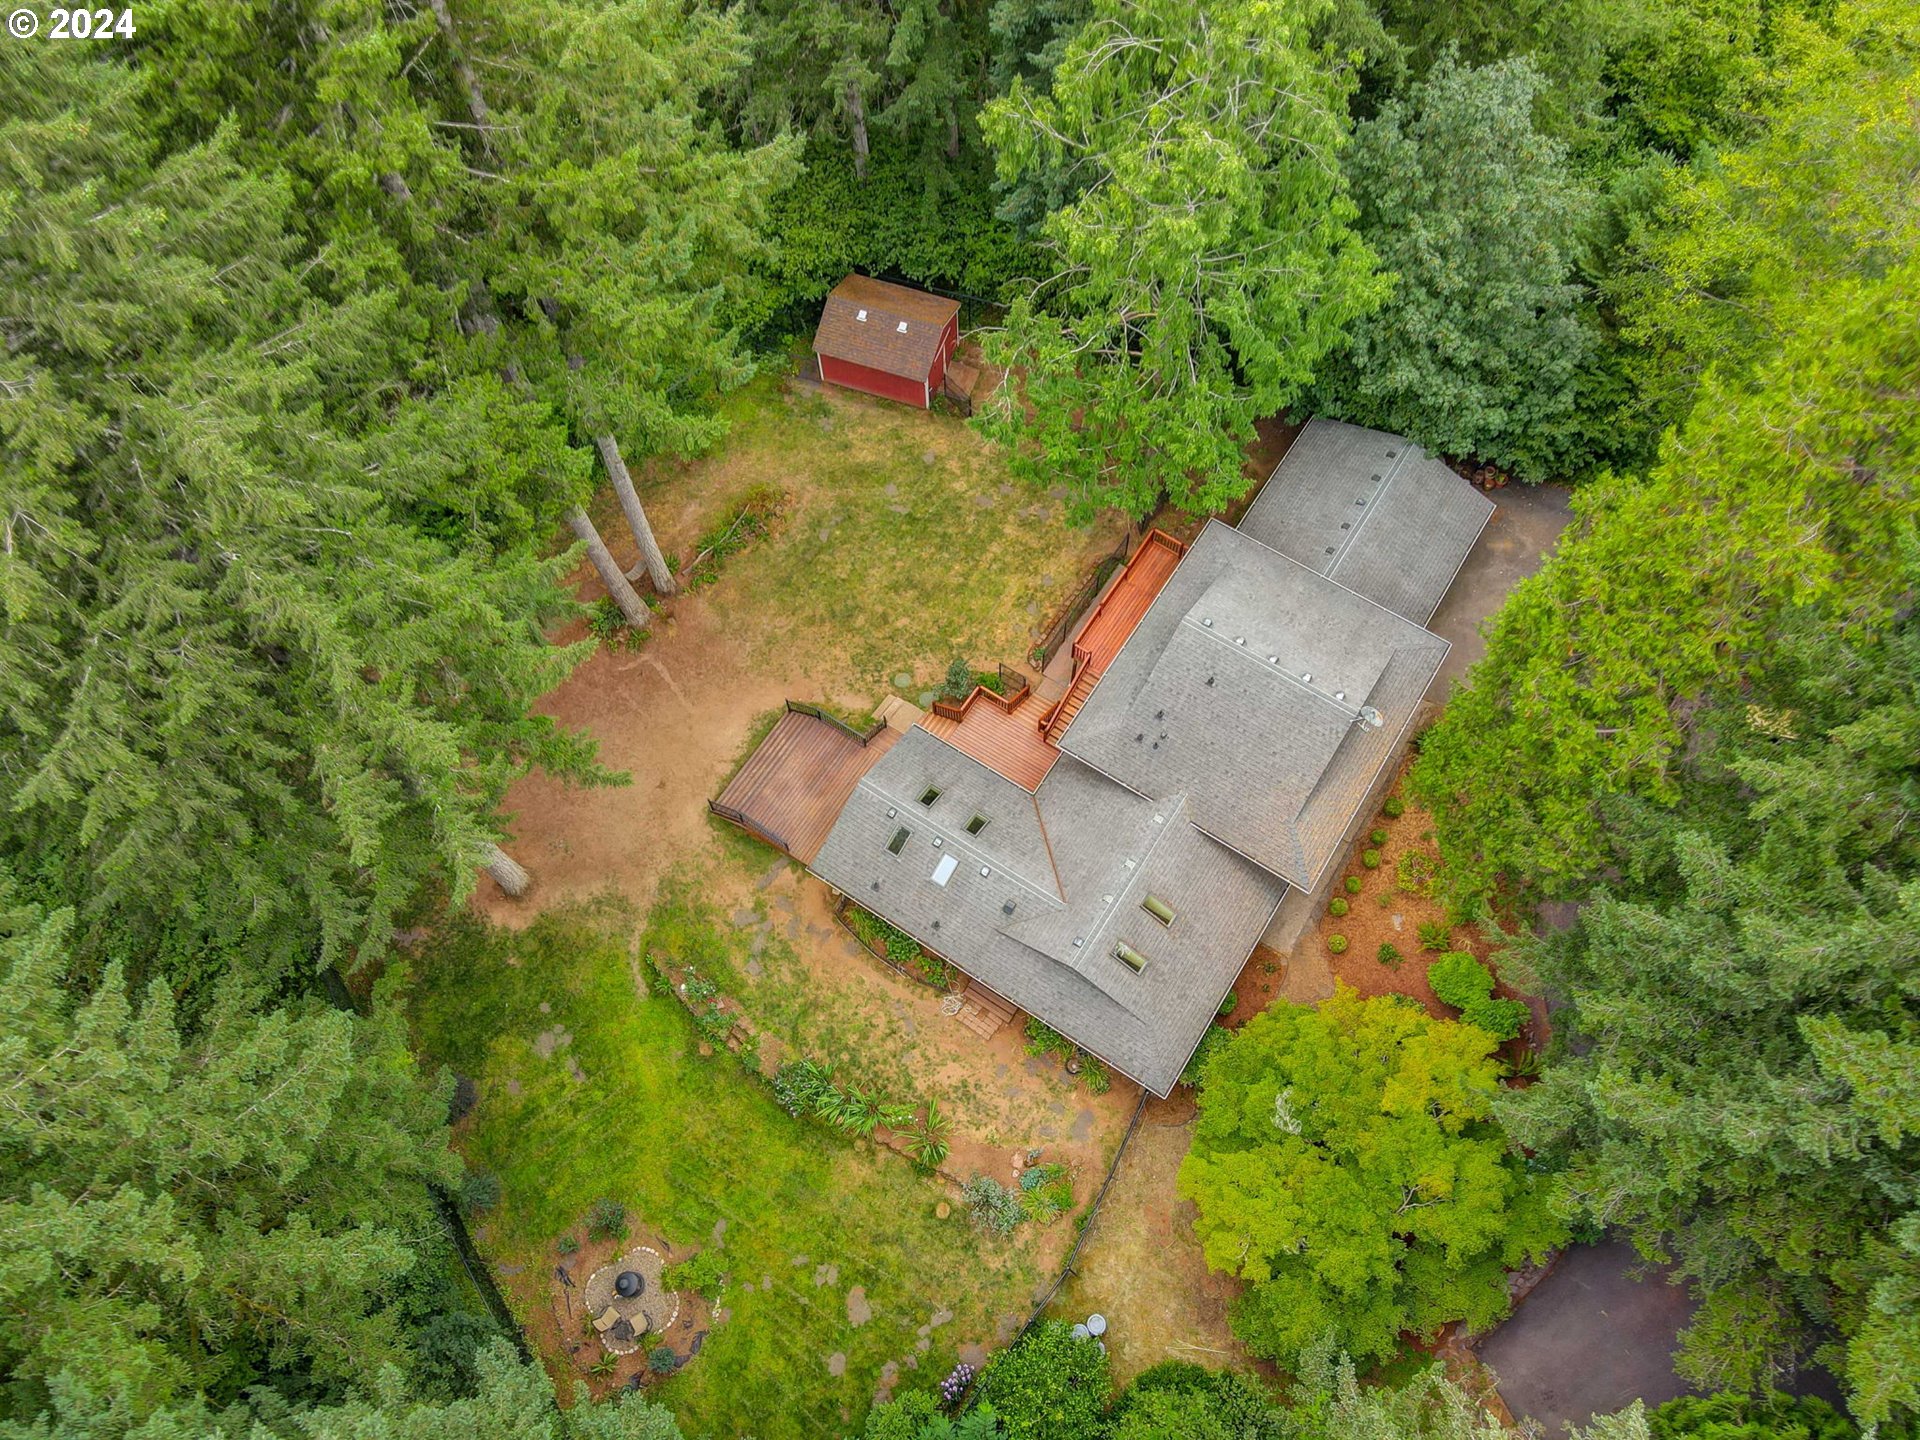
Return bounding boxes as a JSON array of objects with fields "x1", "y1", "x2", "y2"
[
  {"x1": 1018, "y1": 1162, "x2": 1074, "y2": 1222},
  {"x1": 1370, "y1": 828, "x2": 1390, "y2": 846},
  {"x1": 1327, "y1": 934, "x2": 1348, "y2": 955},
  {"x1": 586, "y1": 597, "x2": 652, "y2": 651},
  {"x1": 1328, "y1": 897, "x2": 1349, "y2": 917},
  {"x1": 1505, "y1": 1048, "x2": 1544, "y2": 1080},
  {"x1": 942, "y1": 656, "x2": 975, "y2": 701},
  {"x1": 684, "y1": 484, "x2": 783, "y2": 589},
  {"x1": 963, "y1": 1175, "x2": 1025, "y2": 1237},
  {"x1": 663, "y1": 1248, "x2": 727, "y2": 1300},
  {"x1": 1382, "y1": 796, "x2": 1405, "y2": 818},
  {"x1": 974, "y1": 1319, "x2": 1112, "y2": 1440},
  {"x1": 555, "y1": 1234, "x2": 579, "y2": 1257},
  {"x1": 459, "y1": 1169, "x2": 502, "y2": 1213},
  {"x1": 1344, "y1": 875, "x2": 1362, "y2": 895},
  {"x1": 771, "y1": 1056, "x2": 835, "y2": 1116},
  {"x1": 1465, "y1": 996, "x2": 1530, "y2": 1041},
  {"x1": 1362, "y1": 848, "x2": 1382, "y2": 869},
  {"x1": 1216, "y1": 993, "x2": 1239, "y2": 1017},
  {"x1": 1416, "y1": 919, "x2": 1453, "y2": 952},
  {"x1": 1428, "y1": 950, "x2": 1493, "y2": 1009},
  {"x1": 1396, "y1": 849, "x2": 1441, "y2": 897},
  {"x1": 587, "y1": 1197, "x2": 627, "y2": 1242},
  {"x1": 1080, "y1": 1055, "x2": 1111, "y2": 1095},
  {"x1": 1649, "y1": 1391, "x2": 1888, "y2": 1440},
  {"x1": 1024, "y1": 1017, "x2": 1076, "y2": 1063},
  {"x1": 1377, "y1": 942, "x2": 1403, "y2": 968},
  {"x1": 648, "y1": 1344, "x2": 681, "y2": 1375},
  {"x1": 845, "y1": 904, "x2": 924, "y2": 973}
]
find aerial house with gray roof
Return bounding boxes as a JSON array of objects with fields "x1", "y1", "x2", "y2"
[{"x1": 715, "y1": 419, "x2": 1494, "y2": 1096}]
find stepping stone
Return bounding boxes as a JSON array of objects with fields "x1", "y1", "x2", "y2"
[
  {"x1": 714, "y1": 1306, "x2": 731, "y2": 1325},
  {"x1": 916, "y1": 1337, "x2": 931, "y2": 1352},
  {"x1": 847, "y1": 1286, "x2": 872, "y2": 1326},
  {"x1": 538, "y1": 1001, "x2": 551, "y2": 1014},
  {"x1": 504, "y1": 1077, "x2": 522, "y2": 1097},
  {"x1": 745, "y1": 959, "x2": 763, "y2": 978},
  {"x1": 973, "y1": 493, "x2": 994, "y2": 509},
  {"x1": 889, "y1": 503, "x2": 910, "y2": 515},
  {"x1": 1000, "y1": 483, "x2": 1015, "y2": 495},
  {"x1": 928, "y1": 1307, "x2": 953, "y2": 1328},
  {"x1": 532, "y1": 1027, "x2": 572, "y2": 1059},
  {"x1": 496, "y1": 1263, "x2": 523, "y2": 1278},
  {"x1": 762, "y1": 1276, "x2": 773, "y2": 1291},
  {"x1": 814, "y1": 1262, "x2": 839, "y2": 1287},
  {"x1": 711, "y1": 1218, "x2": 728, "y2": 1246},
  {"x1": 792, "y1": 1254, "x2": 810, "y2": 1266},
  {"x1": 827, "y1": 1352, "x2": 847, "y2": 1376},
  {"x1": 566, "y1": 1056, "x2": 586, "y2": 1083},
  {"x1": 1071, "y1": 1108, "x2": 1095, "y2": 1142},
  {"x1": 730, "y1": 908, "x2": 759, "y2": 927},
  {"x1": 906, "y1": 1355, "x2": 919, "y2": 1369},
  {"x1": 758, "y1": 860, "x2": 787, "y2": 890},
  {"x1": 1391, "y1": 913, "x2": 1404, "y2": 930},
  {"x1": 885, "y1": 483, "x2": 900, "y2": 497},
  {"x1": 893, "y1": 672, "x2": 914, "y2": 688},
  {"x1": 960, "y1": 1343, "x2": 988, "y2": 1367},
  {"x1": 921, "y1": 451, "x2": 937, "y2": 465},
  {"x1": 750, "y1": 931, "x2": 768, "y2": 957}
]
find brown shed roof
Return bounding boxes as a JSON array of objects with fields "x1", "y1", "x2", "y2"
[{"x1": 812, "y1": 275, "x2": 959, "y2": 381}]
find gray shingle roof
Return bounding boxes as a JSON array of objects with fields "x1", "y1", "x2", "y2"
[
  {"x1": 809, "y1": 730, "x2": 1286, "y2": 1096},
  {"x1": 1237, "y1": 418, "x2": 1494, "y2": 624},
  {"x1": 1057, "y1": 520, "x2": 1447, "y2": 891}
]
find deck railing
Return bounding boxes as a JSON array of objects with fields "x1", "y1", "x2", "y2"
[
  {"x1": 705, "y1": 798, "x2": 791, "y2": 855},
  {"x1": 927, "y1": 663, "x2": 1033, "y2": 722},
  {"x1": 784, "y1": 698, "x2": 888, "y2": 746}
]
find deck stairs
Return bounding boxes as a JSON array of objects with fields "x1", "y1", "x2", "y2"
[{"x1": 953, "y1": 980, "x2": 1019, "y2": 1041}]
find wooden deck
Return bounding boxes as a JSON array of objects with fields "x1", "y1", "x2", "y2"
[
  {"x1": 919, "y1": 689, "x2": 1060, "y2": 791},
  {"x1": 1042, "y1": 528, "x2": 1186, "y2": 744},
  {"x1": 711, "y1": 707, "x2": 901, "y2": 864}
]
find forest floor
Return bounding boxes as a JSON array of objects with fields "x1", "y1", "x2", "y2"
[{"x1": 423, "y1": 373, "x2": 1137, "y2": 1435}]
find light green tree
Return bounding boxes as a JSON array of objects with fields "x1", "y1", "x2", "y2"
[
  {"x1": 1316, "y1": 55, "x2": 1601, "y2": 480},
  {"x1": 1178, "y1": 988, "x2": 1562, "y2": 1369},
  {"x1": 977, "y1": 0, "x2": 1387, "y2": 520}
]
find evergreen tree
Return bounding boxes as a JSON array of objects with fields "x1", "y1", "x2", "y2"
[
  {"x1": 977, "y1": 0, "x2": 1386, "y2": 520},
  {"x1": 1496, "y1": 588, "x2": 1920, "y2": 1424},
  {"x1": 0, "y1": 44, "x2": 602, "y2": 985},
  {"x1": 1316, "y1": 55, "x2": 1603, "y2": 480},
  {"x1": 0, "y1": 890, "x2": 460, "y2": 1421},
  {"x1": 1178, "y1": 989, "x2": 1563, "y2": 1369}
]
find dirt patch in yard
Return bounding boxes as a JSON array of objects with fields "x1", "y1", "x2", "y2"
[{"x1": 1049, "y1": 1093, "x2": 1266, "y2": 1388}]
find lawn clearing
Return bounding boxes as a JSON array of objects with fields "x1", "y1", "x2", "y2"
[
  {"x1": 629, "y1": 373, "x2": 1124, "y2": 688},
  {"x1": 408, "y1": 897, "x2": 1043, "y2": 1439}
]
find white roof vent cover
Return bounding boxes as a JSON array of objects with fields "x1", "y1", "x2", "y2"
[
  {"x1": 896, "y1": 320, "x2": 909, "y2": 332},
  {"x1": 930, "y1": 853, "x2": 958, "y2": 887},
  {"x1": 856, "y1": 308, "x2": 868, "y2": 321}
]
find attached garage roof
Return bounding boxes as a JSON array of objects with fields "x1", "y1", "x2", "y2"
[
  {"x1": 812, "y1": 275, "x2": 960, "y2": 381},
  {"x1": 1237, "y1": 418, "x2": 1494, "y2": 625}
]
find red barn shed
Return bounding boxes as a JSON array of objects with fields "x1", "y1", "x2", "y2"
[{"x1": 811, "y1": 275, "x2": 960, "y2": 409}]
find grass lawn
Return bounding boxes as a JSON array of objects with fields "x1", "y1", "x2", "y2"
[
  {"x1": 630, "y1": 373, "x2": 1122, "y2": 686},
  {"x1": 408, "y1": 896, "x2": 1043, "y2": 1440}
]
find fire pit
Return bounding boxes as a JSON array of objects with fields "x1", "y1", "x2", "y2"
[{"x1": 583, "y1": 1246, "x2": 677, "y2": 1356}]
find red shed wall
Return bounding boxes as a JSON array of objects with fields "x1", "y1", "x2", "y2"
[
  {"x1": 926, "y1": 314, "x2": 959, "y2": 391},
  {"x1": 818, "y1": 352, "x2": 930, "y2": 408}
]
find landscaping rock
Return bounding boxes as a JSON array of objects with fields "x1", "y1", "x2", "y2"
[
  {"x1": 846, "y1": 1286, "x2": 872, "y2": 1326},
  {"x1": 827, "y1": 1352, "x2": 847, "y2": 1377},
  {"x1": 934, "y1": 1202, "x2": 951, "y2": 1220}
]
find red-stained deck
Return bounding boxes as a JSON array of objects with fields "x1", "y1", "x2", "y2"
[
  {"x1": 919, "y1": 691, "x2": 1060, "y2": 792},
  {"x1": 712, "y1": 707, "x2": 901, "y2": 863},
  {"x1": 1043, "y1": 529, "x2": 1186, "y2": 745}
]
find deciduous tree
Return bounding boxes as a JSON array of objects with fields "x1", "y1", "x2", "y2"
[
  {"x1": 977, "y1": 0, "x2": 1386, "y2": 520},
  {"x1": 1179, "y1": 989, "x2": 1562, "y2": 1368}
]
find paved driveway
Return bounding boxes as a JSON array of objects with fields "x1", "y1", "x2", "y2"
[{"x1": 1475, "y1": 1240, "x2": 1700, "y2": 1433}]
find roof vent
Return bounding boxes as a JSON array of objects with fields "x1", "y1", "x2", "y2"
[
  {"x1": 1268, "y1": 655, "x2": 1279, "y2": 664},
  {"x1": 1371, "y1": 473, "x2": 1382, "y2": 481},
  {"x1": 932, "y1": 837, "x2": 943, "y2": 848},
  {"x1": 1335, "y1": 691, "x2": 1346, "y2": 701},
  {"x1": 1003, "y1": 900, "x2": 1016, "y2": 916},
  {"x1": 1152, "y1": 813, "x2": 1164, "y2": 824},
  {"x1": 1201, "y1": 618, "x2": 1214, "y2": 628},
  {"x1": 1155, "y1": 709, "x2": 1164, "y2": 720},
  {"x1": 980, "y1": 866, "x2": 991, "y2": 877},
  {"x1": 1301, "y1": 672, "x2": 1312, "y2": 684},
  {"x1": 1360, "y1": 705, "x2": 1384, "y2": 728},
  {"x1": 896, "y1": 320, "x2": 908, "y2": 333},
  {"x1": 1206, "y1": 675, "x2": 1216, "y2": 687},
  {"x1": 1102, "y1": 894, "x2": 1114, "y2": 905},
  {"x1": 1073, "y1": 937, "x2": 1085, "y2": 948},
  {"x1": 1135, "y1": 733, "x2": 1144, "y2": 743},
  {"x1": 856, "y1": 308, "x2": 868, "y2": 321},
  {"x1": 1324, "y1": 546, "x2": 1336, "y2": 555},
  {"x1": 871, "y1": 880, "x2": 880, "y2": 891},
  {"x1": 886, "y1": 806, "x2": 897, "y2": 819},
  {"x1": 1124, "y1": 858, "x2": 1136, "y2": 869},
  {"x1": 1235, "y1": 637, "x2": 1245, "y2": 645},
  {"x1": 931, "y1": 853, "x2": 958, "y2": 886}
]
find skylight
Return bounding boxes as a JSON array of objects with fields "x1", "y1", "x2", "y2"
[
  {"x1": 920, "y1": 786, "x2": 941, "y2": 806},
  {"x1": 931, "y1": 853, "x2": 958, "y2": 887},
  {"x1": 887, "y1": 827, "x2": 910, "y2": 855},
  {"x1": 966, "y1": 814, "x2": 988, "y2": 835},
  {"x1": 1113, "y1": 941, "x2": 1148, "y2": 973},
  {"x1": 1142, "y1": 895, "x2": 1176, "y2": 926}
]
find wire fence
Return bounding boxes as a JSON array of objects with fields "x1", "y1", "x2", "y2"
[{"x1": 1030, "y1": 535, "x2": 1131, "y2": 670}]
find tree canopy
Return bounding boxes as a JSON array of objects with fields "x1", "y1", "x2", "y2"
[
  {"x1": 977, "y1": 0, "x2": 1386, "y2": 520},
  {"x1": 1179, "y1": 988, "x2": 1562, "y2": 1368}
]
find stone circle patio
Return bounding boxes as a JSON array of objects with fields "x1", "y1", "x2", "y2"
[{"x1": 584, "y1": 1246, "x2": 679, "y2": 1355}]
